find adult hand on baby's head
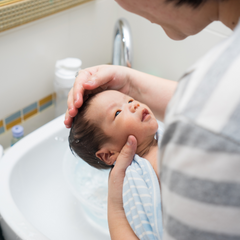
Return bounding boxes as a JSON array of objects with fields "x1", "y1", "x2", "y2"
[{"x1": 64, "y1": 65, "x2": 132, "y2": 128}]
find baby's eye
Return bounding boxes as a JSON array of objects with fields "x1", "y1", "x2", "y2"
[
  {"x1": 115, "y1": 110, "x2": 121, "y2": 117},
  {"x1": 128, "y1": 100, "x2": 133, "y2": 103}
]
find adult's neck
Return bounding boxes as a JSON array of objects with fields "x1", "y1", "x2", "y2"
[{"x1": 218, "y1": 0, "x2": 240, "y2": 30}]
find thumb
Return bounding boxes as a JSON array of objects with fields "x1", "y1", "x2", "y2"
[
  {"x1": 82, "y1": 65, "x2": 113, "y2": 90},
  {"x1": 115, "y1": 135, "x2": 137, "y2": 173}
]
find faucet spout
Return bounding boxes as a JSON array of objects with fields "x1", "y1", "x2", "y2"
[{"x1": 112, "y1": 18, "x2": 132, "y2": 68}]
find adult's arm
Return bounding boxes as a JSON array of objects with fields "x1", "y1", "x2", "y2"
[
  {"x1": 108, "y1": 135, "x2": 139, "y2": 240},
  {"x1": 64, "y1": 65, "x2": 177, "y2": 127}
]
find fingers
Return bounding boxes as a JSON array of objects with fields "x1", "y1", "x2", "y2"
[
  {"x1": 112, "y1": 135, "x2": 137, "y2": 176},
  {"x1": 73, "y1": 70, "x2": 92, "y2": 108},
  {"x1": 65, "y1": 67, "x2": 103, "y2": 128},
  {"x1": 73, "y1": 65, "x2": 117, "y2": 108},
  {"x1": 64, "y1": 109, "x2": 72, "y2": 128},
  {"x1": 66, "y1": 64, "x2": 129, "y2": 128},
  {"x1": 72, "y1": 66, "x2": 108, "y2": 108},
  {"x1": 82, "y1": 66, "x2": 114, "y2": 90},
  {"x1": 66, "y1": 88, "x2": 77, "y2": 117},
  {"x1": 65, "y1": 88, "x2": 77, "y2": 128},
  {"x1": 72, "y1": 64, "x2": 129, "y2": 107},
  {"x1": 108, "y1": 135, "x2": 137, "y2": 210}
]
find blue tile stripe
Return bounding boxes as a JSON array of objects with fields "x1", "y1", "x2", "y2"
[
  {"x1": 0, "y1": 126, "x2": 4, "y2": 134},
  {"x1": 5, "y1": 111, "x2": 21, "y2": 125},
  {"x1": 39, "y1": 100, "x2": 53, "y2": 112},
  {"x1": 1, "y1": 92, "x2": 55, "y2": 135},
  {"x1": 23, "y1": 102, "x2": 38, "y2": 115}
]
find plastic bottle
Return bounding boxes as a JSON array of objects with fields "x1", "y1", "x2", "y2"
[
  {"x1": 54, "y1": 58, "x2": 82, "y2": 117},
  {"x1": 11, "y1": 125, "x2": 24, "y2": 146}
]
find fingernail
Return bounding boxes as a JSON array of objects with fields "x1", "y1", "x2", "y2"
[
  {"x1": 127, "y1": 137, "x2": 132, "y2": 146},
  {"x1": 87, "y1": 80, "x2": 94, "y2": 85},
  {"x1": 87, "y1": 76, "x2": 96, "y2": 85},
  {"x1": 68, "y1": 108, "x2": 74, "y2": 117},
  {"x1": 74, "y1": 94, "x2": 80, "y2": 104}
]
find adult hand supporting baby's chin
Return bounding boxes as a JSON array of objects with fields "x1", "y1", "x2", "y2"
[
  {"x1": 108, "y1": 135, "x2": 137, "y2": 209},
  {"x1": 108, "y1": 135, "x2": 139, "y2": 240},
  {"x1": 64, "y1": 65, "x2": 131, "y2": 128}
]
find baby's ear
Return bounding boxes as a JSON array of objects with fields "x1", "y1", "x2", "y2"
[{"x1": 96, "y1": 148, "x2": 119, "y2": 165}]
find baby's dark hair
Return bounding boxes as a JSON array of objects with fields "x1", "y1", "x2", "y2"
[{"x1": 68, "y1": 94, "x2": 112, "y2": 169}]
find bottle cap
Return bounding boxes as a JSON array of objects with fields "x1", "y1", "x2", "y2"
[
  {"x1": 12, "y1": 125, "x2": 24, "y2": 138},
  {"x1": 55, "y1": 58, "x2": 82, "y2": 88}
]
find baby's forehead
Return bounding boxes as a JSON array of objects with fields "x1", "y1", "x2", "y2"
[
  {"x1": 90, "y1": 91, "x2": 128, "y2": 108},
  {"x1": 96, "y1": 90, "x2": 129, "y2": 99}
]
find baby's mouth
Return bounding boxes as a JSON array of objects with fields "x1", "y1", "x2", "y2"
[{"x1": 142, "y1": 109, "x2": 149, "y2": 121}]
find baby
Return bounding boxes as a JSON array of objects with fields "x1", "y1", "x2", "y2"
[
  {"x1": 68, "y1": 90, "x2": 159, "y2": 175},
  {"x1": 69, "y1": 90, "x2": 163, "y2": 240}
]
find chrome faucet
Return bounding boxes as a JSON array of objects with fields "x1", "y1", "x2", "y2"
[{"x1": 112, "y1": 18, "x2": 132, "y2": 68}]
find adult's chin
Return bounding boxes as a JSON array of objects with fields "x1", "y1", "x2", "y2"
[{"x1": 164, "y1": 28, "x2": 188, "y2": 41}]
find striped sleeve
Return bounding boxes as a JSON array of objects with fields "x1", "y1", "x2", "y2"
[{"x1": 159, "y1": 21, "x2": 240, "y2": 240}]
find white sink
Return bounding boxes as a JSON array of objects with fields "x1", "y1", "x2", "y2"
[{"x1": 0, "y1": 115, "x2": 110, "y2": 240}]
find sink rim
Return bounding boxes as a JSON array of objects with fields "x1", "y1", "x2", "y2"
[{"x1": 0, "y1": 115, "x2": 65, "y2": 240}]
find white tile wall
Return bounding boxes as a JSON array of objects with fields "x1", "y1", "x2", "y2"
[
  {"x1": 1, "y1": 106, "x2": 55, "y2": 150},
  {"x1": 0, "y1": 0, "x2": 232, "y2": 148},
  {"x1": 0, "y1": 0, "x2": 116, "y2": 120}
]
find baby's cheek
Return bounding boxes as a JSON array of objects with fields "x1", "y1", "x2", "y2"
[
  {"x1": 126, "y1": 124, "x2": 142, "y2": 141},
  {"x1": 122, "y1": 118, "x2": 138, "y2": 133}
]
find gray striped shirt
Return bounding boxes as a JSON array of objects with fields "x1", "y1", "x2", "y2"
[{"x1": 159, "y1": 20, "x2": 240, "y2": 240}]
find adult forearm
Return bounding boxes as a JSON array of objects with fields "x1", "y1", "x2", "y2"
[
  {"x1": 127, "y1": 68, "x2": 177, "y2": 121},
  {"x1": 108, "y1": 203, "x2": 139, "y2": 240}
]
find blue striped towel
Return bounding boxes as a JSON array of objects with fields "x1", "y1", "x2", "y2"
[{"x1": 122, "y1": 126, "x2": 164, "y2": 240}]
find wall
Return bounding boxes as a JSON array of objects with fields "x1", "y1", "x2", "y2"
[
  {"x1": 116, "y1": 6, "x2": 232, "y2": 80},
  {"x1": 0, "y1": 0, "x2": 232, "y2": 148},
  {"x1": 0, "y1": 0, "x2": 117, "y2": 148}
]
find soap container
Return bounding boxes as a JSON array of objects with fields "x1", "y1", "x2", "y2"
[
  {"x1": 11, "y1": 125, "x2": 24, "y2": 146},
  {"x1": 54, "y1": 58, "x2": 82, "y2": 117}
]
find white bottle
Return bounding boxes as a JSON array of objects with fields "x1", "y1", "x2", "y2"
[{"x1": 54, "y1": 58, "x2": 82, "y2": 117}]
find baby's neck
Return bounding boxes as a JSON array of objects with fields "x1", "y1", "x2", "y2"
[{"x1": 137, "y1": 138, "x2": 158, "y2": 175}]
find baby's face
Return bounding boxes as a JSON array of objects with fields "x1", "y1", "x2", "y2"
[{"x1": 86, "y1": 90, "x2": 158, "y2": 152}]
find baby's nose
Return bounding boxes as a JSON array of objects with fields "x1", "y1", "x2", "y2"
[{"x1": 130, "y1": 102, "x2": 140, "y2": 112}]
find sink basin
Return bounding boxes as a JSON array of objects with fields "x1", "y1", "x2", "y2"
[{"x1": 0, "y1": 115, "x2": 110, "y2": 240}]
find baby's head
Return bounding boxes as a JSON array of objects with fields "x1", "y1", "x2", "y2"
[{"x1": 69, "y1": 90, "x2": 158, "y2": 169}]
